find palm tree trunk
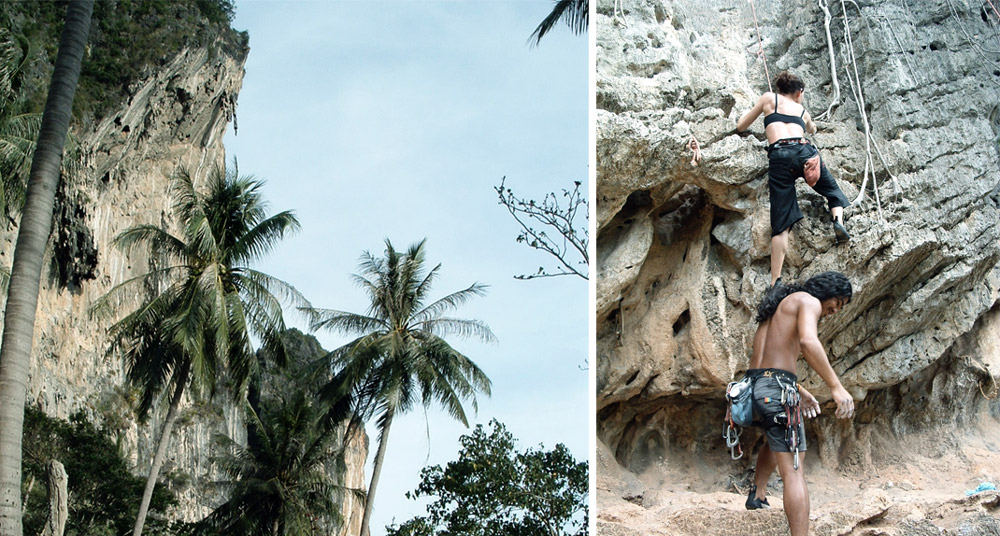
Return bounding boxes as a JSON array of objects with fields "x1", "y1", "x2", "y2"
[
  {"x1": 360, "y1": 406, "x2": 394, "y2": 536},
  {"x1": 132, "y1": 361, "x2": 190, "y2": 536},
  {"x1": 0, "y1": 2, "x2": 93, "y2": 534}
]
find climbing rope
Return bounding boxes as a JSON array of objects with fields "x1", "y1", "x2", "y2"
[
  {"x1": 987, "y1": 0, "x2": 1000, "y2": 23},
  {"x1": 749, "y1": 0, "x2": 772, "y2": 92}
]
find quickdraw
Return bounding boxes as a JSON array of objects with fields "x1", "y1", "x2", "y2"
[
  {"x1": 776, "y1": 377, "x2": 804, "y2": 469},
  {"x1": 723, "y1": 408, "x2": 743, "y2": 460}
]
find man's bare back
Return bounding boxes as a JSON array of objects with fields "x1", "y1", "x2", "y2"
[
  {"x1": 750, "y1": 289, "x2": 854, "y2": 418},
  {"x1": 743, "y1": 273, "x2": 856, "y2": 536}
]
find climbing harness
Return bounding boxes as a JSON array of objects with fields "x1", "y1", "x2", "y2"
[{"x1": 748, "y1": 0, "x2": 772, "y2": 92}]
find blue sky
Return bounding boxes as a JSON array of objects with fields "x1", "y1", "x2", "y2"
[{"x1": 223, "y1": 1, "x2": 588, "y2": 533}]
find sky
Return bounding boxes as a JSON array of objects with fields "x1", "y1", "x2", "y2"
[{"x1": 222, "y1": 2, "x2": 589, "y2": 534}]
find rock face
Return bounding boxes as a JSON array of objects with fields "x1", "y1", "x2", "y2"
[
  {"x1": 2, "y1": 35, "x2": 365, "y2": 528},
  {"x1": 596, "y1": 0, "x2": 1000, "y2": 530}
]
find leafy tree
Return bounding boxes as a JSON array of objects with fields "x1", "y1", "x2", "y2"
[
  {"x1": 385, "y1": 420, "x2": 588, "y2": 536},
  {"x1": 306, "y1": 239, "x2": 495, "y2": 536},
  {"x1": 0, "y1": 1, "x2": 93, "y2": 533},
  {"x1": 528, "y1": 0, "x2": 588, "y2": 47},
  {"x1": 92, "y1": 164, "x2": 302, "y2": 536},
  {"x1": 21, "y1": 408, "x2": 180, "y2": 536},
  {"x1": 495, "y1": 177, "x2": 588, "y2": 280}
]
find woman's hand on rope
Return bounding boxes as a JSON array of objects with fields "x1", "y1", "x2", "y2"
[{"x1": 688, "y1": 136, "x2": 702, "y2": 167}]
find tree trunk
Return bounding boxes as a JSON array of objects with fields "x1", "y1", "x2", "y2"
[
  {"x1": 39, "y1": 460, "x2": 67, "y2": 536},
  {"x1": 132, "y1": 362, "x2": 190, "y2": 536},
  {"x1": 360, "y1": 407, "x2": 394, "y2": 536},
  {"x1": 0, "y1": 2, "x2": 93, "y2": 534}
]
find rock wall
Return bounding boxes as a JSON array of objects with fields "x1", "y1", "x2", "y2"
[
  {"x1": 1, "y1": 35, "x2": 366, "y2": 528},
  {"x1": 597, "y1": 0, "x2": 1000, "y2": 481}
]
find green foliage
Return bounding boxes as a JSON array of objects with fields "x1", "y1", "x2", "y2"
[
  {"x1": 308, "y1": 239, "x2": 496, "y2": 535},
  {"x1": 386, "y1": 420, "x2": 588, "y2": 536},
  {"x1": 198, "y1": 331, "x2": 359, "y2": 535},
  {"x1": 20, "y1": 408, "x2": 180, "y2": 536},
  {"x1": 529, "y1": 0, "x2": 588, "y2": 46},
  {"x1": 309, "y1": 239, "x2": 495, "y2": 427},
  {"x1": 0, "y1": 0, "x2": 246, "y2": 125},
  {"x1": 90, "y1": 162, "x2": 303, "y2": 534},
  {"x1": 0, "y1": 25, "x2": 40, "y2": 219},
  {"x1": 93, "y1": 162, "x2": 304, "y2": 419}
]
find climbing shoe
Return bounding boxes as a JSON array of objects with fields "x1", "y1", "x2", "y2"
[
  {"x1": 746, "y1": 484, "x2": 770, "y2": 510},
  {"x1": 833, "y1": 221, "x2": 850, "y2": 243}
]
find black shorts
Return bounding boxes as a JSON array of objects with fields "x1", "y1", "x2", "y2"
[
  {"x1": 768, "y1": 141, "x2": 850, "y2": 236},
  {"x1": 747, "y1": 368, "x2": 807, "y2": 453}
]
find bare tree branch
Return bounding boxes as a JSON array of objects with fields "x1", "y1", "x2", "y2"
[{"x1": 495, "y1": 177, "x2": 589, "y2": 281}]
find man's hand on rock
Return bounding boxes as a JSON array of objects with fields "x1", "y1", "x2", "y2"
[{"x1": 831, "y1": 385, "x2": 855, "y2": 419}]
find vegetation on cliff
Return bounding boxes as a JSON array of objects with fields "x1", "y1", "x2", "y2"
[
  {"x1": 0, "y1": 0, "x2": 246, "y2": 126},
  {"x1": 21, "y1": 408, "x2": 184, "y2": 536}
]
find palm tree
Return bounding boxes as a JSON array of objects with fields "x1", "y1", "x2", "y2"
[
  {"x1": 306, "y1": 239, "x2": 495, "y2": 536},
  {"x1": 204, "y1": 375, "x2": 359, "y2": 535},
  {"x1": 528, "y1": 0, "x2": 588, "y2": 47},
  {"x1": 92, "y1": 164, "x2": 302, "y2": 536},
  {"x1": 0, "y1": 27, "x2": 42, "y2": 220},
  {"x1": 0, "y1": 1, "x2": 93, "y2": 533}
]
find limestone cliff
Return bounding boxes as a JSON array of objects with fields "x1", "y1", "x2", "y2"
[
  {"x1": 597, "y1": 0, "x2": 1000, "y2": 533},
  {"x1": 3, "y1": 31, "x2": 366, "y2": 529}
]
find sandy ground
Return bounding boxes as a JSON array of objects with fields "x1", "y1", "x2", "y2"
[{"x1": 597, "y1": 426, "x2": 1000, "y2": 535}]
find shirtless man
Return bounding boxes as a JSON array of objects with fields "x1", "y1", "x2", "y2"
[{"x1": 744, "y1": 271, "x2": 855, "y2": 536}]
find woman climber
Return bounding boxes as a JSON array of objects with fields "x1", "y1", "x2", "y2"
[{"x1": 736, "y1": 71, "x2": 850, "y2": 287}]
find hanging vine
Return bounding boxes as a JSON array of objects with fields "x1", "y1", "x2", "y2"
[{"x1": 816, "y1": 0, "x2": 902, "y2": 218}]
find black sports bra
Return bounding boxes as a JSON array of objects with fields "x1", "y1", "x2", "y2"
[{"x1": 763, "y1": 93, "x2": 806, "y2": 130}]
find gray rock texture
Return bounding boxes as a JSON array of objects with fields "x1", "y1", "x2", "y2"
[
  {"x1": 596, "y1": 0, "x2": 1000, "y2": 522},
  {"x1": 1, "y1": 37, "x2": 365, "y2": 529}
]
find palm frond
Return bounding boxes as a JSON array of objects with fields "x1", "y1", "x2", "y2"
[
  {"x1": 239, "y1": 267, "x2": 311, "y2": 313},
  {"x1": 112, "y1": 223, "x2": 186, "y2": 259},
  {"x1": 413, "y1": 317, "x2": 497, "y2": 343},
  {"x1": 306, "y1": 307, "x2": 387, "y2": 335},
  {"x1": 528, "y1": 0, "x2": 589, "y2": 47},
  {"x1": 88, "y1": 265, "x2": 185, "y2": 322},
  {"x1": 410, "y1": 283, "x2": 490, "y2": 324},
  {"x1": 228, "y1": 209, "x2": 300, "y2": 266}
]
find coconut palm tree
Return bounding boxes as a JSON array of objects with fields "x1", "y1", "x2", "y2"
[
  {"x1": 92, "y1": 164, "x2": 302, "y2": 536},
  {"x1": 306, "y1": 239, "x2": 495, "y2": 536},
  {"x1": 204, "y1": 372, "x2": 359, "y2": 535},
  {"x1": 529, "y1": 0, "x2": 588, "y2": 47},
  {"x1": 0, "y1": 1, "x2": 92, "y2": 533},
  {"x1": 0, "y1": 27, "x2": 42, "y2": 220}
]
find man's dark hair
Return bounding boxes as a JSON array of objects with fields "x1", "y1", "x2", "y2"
[
  {"x1": 774, "y1": 71, "x2": 805, "y2": 95},
  {"x1": 755, "y1": 271, "x2": 852, "y2": 323}
]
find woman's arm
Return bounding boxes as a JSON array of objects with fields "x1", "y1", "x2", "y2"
[
  {"x1": 803, "y1": 109, "x2": 817, "y2": 134},
  {"x1": 736, "y1": 93, "x2": 769, "y2": 132}
]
